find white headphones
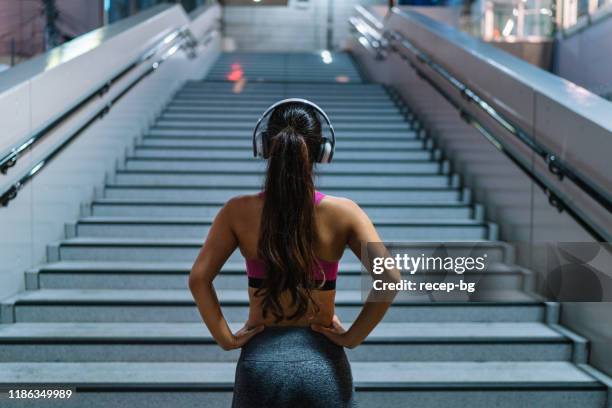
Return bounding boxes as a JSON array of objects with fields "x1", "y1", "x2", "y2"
[{"x1": 252, "y1": 98, "x2": 336, "y2": 164}]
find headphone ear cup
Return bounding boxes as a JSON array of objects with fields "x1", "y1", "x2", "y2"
[
  {"x1": 318, "y1": 141, "x2": 333, "y2": 163},
  {"x1": 254, "y1": 132, "x2": 264, "y2": 158},
  {"x1": 326, "y1": 141, "x2": 334, "y2": 162},
  {"x1": 261, "y1": 132, "x2": 271, "y2": 159}
]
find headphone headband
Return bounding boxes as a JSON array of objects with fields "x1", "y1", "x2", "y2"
[{"x1": 252, "y1": 98, "x2": 335, "y2": 163}]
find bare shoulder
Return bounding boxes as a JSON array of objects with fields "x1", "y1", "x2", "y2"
[
  {"x1": 225, "y1": 193, "x2": 261, "y2": 207},
  {"x1": 320, "y1": 194, "x2": 359, "y2": 210},
  {"x1": 320, "y1": 194, "x2": 380, "y2": 245},
  {"x1": 318, "y1": 194, "x2": 367, "y2": 222},
  {"x1": 221, "y1": 194, "x2": 262, "y2": 219}
]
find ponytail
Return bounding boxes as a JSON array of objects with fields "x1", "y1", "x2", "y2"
[{"x1": 256, "y1": 126, "x2": 320, "y2": 322}]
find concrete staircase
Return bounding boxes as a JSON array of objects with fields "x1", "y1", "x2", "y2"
[{"x1": 0, "y1": 52, "x2": 609, "y2": 408}]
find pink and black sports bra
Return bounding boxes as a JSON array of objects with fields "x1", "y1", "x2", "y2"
[{"x1": 245, "y1": 191, "x2": 339, "y2": 291}]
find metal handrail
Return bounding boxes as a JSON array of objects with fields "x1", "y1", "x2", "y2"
[
  {"x1": 349, "y1": 14, "x2": 611, "y2": 242},
  {"x1": 0, "y1": 27, "x2": 190, "y2": 177},
  {"x1": 385, "y1": 29, "x2": 612, "y2": 212},
  {"x1": 354, "y1": 5, "x2": 385, "y2": 31},
  {"x1": 348, "y1": 17, "x2": 387, "y2": 60},
  {"x1": 0, "y1": 26, "x2": 217, "y2": 208}
]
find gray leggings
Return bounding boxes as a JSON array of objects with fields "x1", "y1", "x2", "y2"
[{"x1": 232, "y1": 326, "x2": 356, "y2": 408}]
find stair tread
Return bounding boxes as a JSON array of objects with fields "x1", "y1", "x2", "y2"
[
  {"x1": 34, "y1": 261, "x2": 362, "y2": 272},
  {"x1": 0, "y1": 322, "x2": 566, "y2": 342},
  {"x1": 8, "y1": 288, "x2": 539, "y2": 304},
  {"x1": 58, "y1": 237, "x2": 499, "y2": 245},
  {"x1": 33, "y1": 260, "x2": 523, "y2": 275},
  {"x1": 116, "y1": 169, "x2": 443, "y2": 176},
  {"x1": 76, "y1": 216, "x2": 485, "y2": 226},
  {"x1": 93, "y1": 198, "x2": 470, "y2": 209},
  {"x1": 0, "y1": 361, "x2": 600, "y2": 388},
  {"x1": 92, "y1": 198, "x2": 472, "y2": 207},
  {"x1": 34, "y1": 260, "x2": 365, "y2": 274},
  {"x1": 107, "y1": 183, "x2": 460, "y2": 190}
]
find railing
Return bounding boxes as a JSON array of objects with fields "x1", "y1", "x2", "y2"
[
  {"x1": 0, "y1": 24, "x2": 218, "y2": 208},
  {"x1": 0, "y1": 27, "x2": 186, "y2": 177},
  {"x1": 348, "y1": 6, "x2": 388, "y2": 60},
  {"x1": 349, "y1": 8, "x2": 612, "y2": 242}
]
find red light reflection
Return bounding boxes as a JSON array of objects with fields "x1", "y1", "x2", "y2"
[{"x1": 227, "y1": 63, "x2": 244, "y2": 82}]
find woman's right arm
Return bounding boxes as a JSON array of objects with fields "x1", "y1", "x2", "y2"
[
  {"x1": 312, "y1": 200, "x2": 400, "y2": 348},
  {"x1": 189, "y1": 199, "x2": 264, "y2": 350}
]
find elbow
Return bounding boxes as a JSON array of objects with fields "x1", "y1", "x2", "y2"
[{"x1": 188, "y1": 271, "x2": 206, "y2": 292}]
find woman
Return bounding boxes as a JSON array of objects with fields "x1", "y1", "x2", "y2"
[{"x1": 189, "y1": 99, "x2": 398, "y2": 408}]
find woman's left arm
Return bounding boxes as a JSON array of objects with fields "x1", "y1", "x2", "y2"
[{"x1": 189, "y1": 199, "x2": 263, "y2": 350}]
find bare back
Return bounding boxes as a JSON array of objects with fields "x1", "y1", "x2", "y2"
[{"x1": 226, "y1": 192, "x2": 356, "y2": 327}]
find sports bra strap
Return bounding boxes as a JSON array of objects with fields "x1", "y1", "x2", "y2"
[{"x1": 314, "y1": 190, "x2": 326, "y2": 205}]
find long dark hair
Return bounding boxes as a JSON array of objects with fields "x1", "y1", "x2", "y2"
[{"x1": 256, "y1": 102, "x2": 324, "y2": 323}]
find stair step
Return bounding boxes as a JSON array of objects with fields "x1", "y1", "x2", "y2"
[
  {"x1": 8, "y1": 288, "x2": 539, "y2": 305},
  {"x1": 176, "y1": 87, "x2": 387, "y2": 94},
  {"x1": 123, "y1": 158, "x2": 441, "y2": 174},
  {"x1": 146, "y1": 128, "x2": 415, "y2": 139},
  {"x1": 171, "y1": 97, "x2": 394, "y2": 107},
  {"x1": 71, "y1": 216, "x2": 490, "y2": 240},
  {"x1": 30, "y1": 261, "x2": 528, "y2": 291},
  {"x1": 160, "y1": 112, "x2": 407, "y2": 122},
  {"x1": 180, "y1": 80, "x2": 380, "y2": 85},
  {"x1": 0, "y1": 362, "x2": 604, "y2": 408},
  {"x1": 91, "y1": 198, "x2": 474, "y2": 219},
  {"x1": 184, "y1": 80, "x2": 381, "y2": 89},
  {"x1": 152, "y1": 120, "x2": 412, "y2": 132},
  {"x1": 0, "y1": 322, "x2": 571, "y2": 362},
  {"x1": 204, "y1": 76, "x2": 363, "y2": 82},
  {"x1": 179, "y1": 89, "x2": 388, "y2": 96},
  {"x1": 135, "y1": 141, "x2": 425, "y2": 151},
  {"x1": 6, "y1": 288, "x2": 541, "y2": 323},
  {"x1": 205, "y1": 75, "x2": 363, "y2": 82},
  {"x1": 51, "y1": 238, "x2": 511, "y2": 263},
  {"x1": 179, "y1": 86, "x2": 387, "y2": 92},
  {"x1": 137, "y1": 134, "x2": 416, "y2": 145},
  {"x1": 175, "y1": 86, "x2": 389, "y2": 96},
  {"x1": 3, "y1": 321, "x2": 562, "y2": 342},
  {"x1": 132, "y1": 146, "x2": 434, "y2": 161},
  {"x1": 165, "y1": 105, "x2": 402, "y2": 115},
  {"x1": 182, "y1": 85, "x2": 383, "y2": 93},
  {"x1": 111, "y1": 171, "x2": 452, "y2": 188},
  {"x1": 103, "y1": 185, "x2": 465, "y2": 203},
  {"x1": 168, "y1": 100, "x2": 398, "y2": 109},
  {"x1": 207, "y1": 68, "x2": 360, "y2": 73},
  {"x1": 206, "y1": 74, "x2": 363, "y2": 83}
]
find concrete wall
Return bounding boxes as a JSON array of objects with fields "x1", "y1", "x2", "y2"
[
  {"x1": 492, "y1": 40, "x2": 554, "y2": 71},
  {"x1": 0, "y1": 4, "x2": 221, "y2": 302},
  {"x1": 222, "y1": 0, "x2": 385, "y2": 51},
  {"x1": 391, "y1": 5, "x2": 555, "y2": 70},
  {"x1": 347, "y1": 8, "x2": 612, "y2": 377},
  {"x1": 554, "y1": 15, "x2": 612, "y2": 96}
]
